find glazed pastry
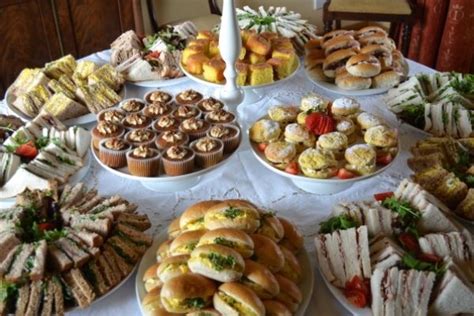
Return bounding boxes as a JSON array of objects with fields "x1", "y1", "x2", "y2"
[
  {"x1": 173, "y1": 105, "x2": 201, "y2": 120},
  {"x1": 356, "y1": 112, "x2": 383, "y2": 132},
  {"x1": 175, "y1": 89, "x2": 203, "y2": 105},
  {"x1": 364, "y1": 125, "x2": 398, "y2": 148},
  {"x1": 99, "y1": 138, "x2": 130, "y2": 168},
  {"x1": 153, "y1": 115, "x2": 180, "y2": 132},
  {"x1": 264, "y1": 141, "x2": 297, "y2": 169},
  {"x1": 249, "y1": 119, "x2": 281, "y2": 143},
  {"x1": 156, "y1": 131, "x2": 189, "y2": 150},
  {"x1": 126, "y1": 145, "x2": 160, "y2": 177},
  {"x1": 336, "y1": 118, "x2": 357, "y2": 143},
  {"x1": 316, "y1": 131, "x2": 348, "y2": 159},
  {"x1": 122, "y1": 113, "x2": 151, "y2": 129},
  {"x1": 300, "y1": 93, "x2": 330, "y2": 113},
  {"x1": 125, "y1": 129, "x2": 157, "y2": 147},
  {"x1": 268, "y1": 106, "x2": 299, "y2": 123},
  {"x1": 191, "y1": 137, "x2": 224, "y2": 168},
  {"x1": 144, "y1": 90, "x2": 172, "y2": 104},
  {"x1": 207, "y1": 124, "x2": 241, "y2": 153},
  {"x1": 205, "y1": 109, "x2": 236, "y2": 124},
  {"x1": 98, "y1": 108, "x2": 125, "y2": 124},
  {"x1": 120, "y1": 99, "x2": 145, "y2": 113},
  {"x1": 179, "y1": 118, "x2": 210, "y2": 140},
  {"x1": 284, "y1": 123, "x2": 315, "y2": 148},
  {"x1": 143, "y1": 103, "x2": 172, "y2": 119},
  {"x1": 197, "y1": 97, "x2": 224, "y2": 113},
  {"x1": 161, "y1": 146, "x2": 195, "y2": 176},
  {"x1": 344, "y1": 144, "x2": 376, "y2": 175},
  {"x1": 331, "y1": 97, "x2": 360, "y2": 117},
  {"x1": 92, "y1": 121, "x2": 125, "y2": 149},
  {"x1": 298, "y1": 148, "x2": 338, "y2": 178}
]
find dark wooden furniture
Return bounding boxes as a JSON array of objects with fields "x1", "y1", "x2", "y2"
[
  {"x1": 0, "y1": 0, "x2": 137, "y2": 98},
  {"x1": 323, "y1": 0, "x2": 417, "y2": 55}
]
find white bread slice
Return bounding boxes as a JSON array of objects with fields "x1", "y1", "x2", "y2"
[
  {"x1": 314, "y1": 235, "x2": 337, "y2": 284},
  {"x1": 370, "y1": 236, "x2": 405, "y2": 271},
  {"x1": 0, "y1": 167, "x2": 51, "y2": 199},
  {"x1": 340, "y1": 227, "x2": 362, "y2": 278},
  {"x1": 325, "y1": 232, "x2": 347, "y2": 287}
]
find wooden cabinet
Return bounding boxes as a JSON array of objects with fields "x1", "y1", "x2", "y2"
[{"x1": 0, "y1": 0, "x2": 135, "y2": 98}]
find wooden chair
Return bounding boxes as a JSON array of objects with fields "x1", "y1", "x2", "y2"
[{"x1": 323, "y1": 0, "x2": 417, "y2": 55}]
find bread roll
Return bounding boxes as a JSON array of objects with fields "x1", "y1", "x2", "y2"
[
  {"x1": 213, "y1": 282, "x2": 265, "y2": 316},
  {"x1": 274, "y1": 274, "x2": 303, "y2": 312},
  {"x1": 279, "y1": 246, "x2": 302, "y2": 283},
  {"x1": 251, "y1": 234, "x2": 284, "y2": 272},
  {"x1": 204, "y1": 200, "x2": 261, "y2": 233},
  {"x1": 167, "y1": 218, "x2": 181, "y2": 239},
  {"x1": 372, "y1": 70, "x2": 401, "y2": 88},
  {"x1": 263, "y1": 300, "x2": 292, "y2": 316},
  {"x1": 256, "y1": 212, "x2": 284, "y2": 242},
  {"x1": 197, "y1": 228, "x2": 254, "y2": 258},
  {"x1": 142, "y1": 287, "x2": 178, "y2": 316},
  {"x1": 156, "y1": 255, "x2": 190, "y2": 283},
  {"x1": 322, "y1": 29, "x2": 355, "y2": 44},
  {"x1": 169, "y1": 230, "x2": 206, "y2": 256},
  {"x1": 241, "y1": 260, "x2": 280, "y2": 299},
  {"x1": 335, "y1": 70, "x2": 372, "y2": 90},
  {"x1": 323, "y1": 34, "x2": 360, "y2": 55},
  {"x1": 346, "y1": 54, "x2": 381, "y2": 78},
  {"x1": 322, "y1": 48, "x2": 357, "y2": 78},
  {"x1": 143, "y1": 263, "x2": 162, "y2": 292},
  {"x1": 278, "y1": 217, "x2": 304, "y2": 254},
  {"x1": 179, "y1": 200, "x2": 221, "y2": 232}
]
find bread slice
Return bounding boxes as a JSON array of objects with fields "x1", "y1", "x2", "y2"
[
  {"x1": 97, "y1": 254, "x2": 121, "y2": 288},
  {"x1": 40, "y1": 280, "x2": 54, "y2": 316},
  {"x1": 15, "y1": 283, "x2": 30, "y2": 315},
  {"x1": 48, "y1": 244, "x2": 73, "y2": 272},
  {"x1": 102, "y1": 244, "x2": 133, "y2": 278},
  {"x1": 25, "y1": 280, "x2": 43, "y2": 316},
  {"x1": 116, "y1": 212, "x2": 151, "y2": 231},
  {"x1": 370, "y1": 235, "x2": 405, "y2": 271},
  {"x1": 83, "y1": 260, "x2": 109, "y2": 295},
  {"x1": 62, "y1": 268, "x2": 95, "y2": 308},
  {"x1": 50, "y1": 277, "x2": 64, "y2": 316},
  {"x1": 5, "y1": 243, "x2": 35, "y2": 282},
  {"x1": 0, "y1": 232, "x2": 20, "y2": 263},
  {"x1": 54, "y1": 237, "x2": 90, "y2": 268}
]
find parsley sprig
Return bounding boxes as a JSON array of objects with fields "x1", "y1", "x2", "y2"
[
  {"x1": 319, "y1": 214, "x2": 359, "y2": 234},
  {"x1": 402, "y1": 254, "x2": 446, "y2": 278},
  {"x1": 382, "y1": 197, "x2": 421, "y2": 235}
]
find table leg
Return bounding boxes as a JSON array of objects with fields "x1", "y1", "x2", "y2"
[
  {"x1": 335, "y1": 20, "x2": 341, "y2": 29},
  {"x1": 401, "y1": 23, "x2": 412, "y2": 56},
  {"x1": 324, "y1": 20, "x2": 333, "y2": 33}
]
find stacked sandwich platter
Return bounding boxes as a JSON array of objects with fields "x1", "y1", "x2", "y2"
[
  {"x1": 304, "y1": 26, "x2": 409, "y2": 96},
  {"x1": 314, "y1": 178, "x2": 474, "y2": 315},
  {"x1": 136, "y1": 199, "x2": 314, "y2": 315},
  {"x1": 0, "y1": 183, "x2": 153, "y2": 315},
  {"x1": 249, "y1": 93, "x2": 400, "y2": 194}
]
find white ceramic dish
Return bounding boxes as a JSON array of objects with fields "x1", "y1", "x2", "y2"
[
  {"x1": 5, "y1": 86, "x2": 126, "y2": 126},
  {"x1": 128, "y1": 76, "x2": 190, "y2": 88},
  {"x1": 135, "y1": 231, "x2": 314, "y2": 316},
  {"x1": 305, "y1": 69, "x2": 390, "y2": 97}
]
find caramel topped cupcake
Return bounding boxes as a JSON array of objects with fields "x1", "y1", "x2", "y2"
[
  {"x1": 145, "y1": 90, "x2": 173, "y2": 104},
  {"x1": 130, "y1": 145, "x2": 156, "y2": 158},
  {"x1": 179, "y1": 118, "x2": 210, "y2": 140},
  {"x1": 98, "y1": 108, "x2": 125, "y2": 124},
  {"x1": 122, "y1": 113, "x2": 151, "y2": 129},
  {"x1": 156, "y1": 131, "x2": 189, "y2": 150},
  {"x1": 205, "y1": 109, "x2": 236, "y2": 124},
  {"x1": 120, "y1": 99, "x2": 145, "y2": 113},
  {"x1": 191, "y1": 137, "x2": 224, "y2": 168},
  {"x1": 173, "y1": 105, "x2": 201, "y2": 120},
  {"x1": 126, "y1": 145, "x2": 160, "y2": 177},
  {"x1": 125, "y1": 129, "x2": 156, "y2": 147},
  {"x1": 153, "y1": 115, "x2": 180, "y2": 132},
  {"x1": 162, "y1": 146, "x2": 195, "y2": 176},
  {"x1": 207, "y1": 124, "x2": 241, "y2": 153},
  {"x1": 175, "y1": 89, "x2": 203, "y2": 105},
  {"x1": 194, "y1": 137, "x2": 220, "y2": 152},
  {"x1": 143, "y1": 103, "x2": 173, "y2": 119},
  {"x1": 92, "y1": 121, "x2": 125, "y2": 149},
  {"x1": 197, "y1": 97, "x2": 224, "y2": 112},
  {"x1": 99, "y1": 138, "x2": 130, "y2": 168}
]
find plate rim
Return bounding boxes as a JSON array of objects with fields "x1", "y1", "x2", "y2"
[{"x1": 126, "y1": 76, "x2": 190, "y2": 88}]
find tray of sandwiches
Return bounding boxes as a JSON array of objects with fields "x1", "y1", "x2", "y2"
[
  {"x1": 90, "y1": 89, "x2": 242, "y2": 192},
  {"x1": 0, "y1": 112, "x2": 91, "y2": 202},
  {"x1": 408, "y1": 137, "x2": 474, "y2": 224},
  {"x1": 5, "y1": 55, "x2": 125, "y2": 126},
  {"x1": 249, "y1": 93, "x2": 399, "y2": 194},
  {"x1": 314, "y1": 178, "x2": 474, "y2": 316},
  {"x1": 110, "y1": 22, "x2": 197, "y2": 87},
  {"x1": 180, "y1": 29, "x2": 300, "y2": 88},
  {"x1": 136, "y1": 199, "x2": 314, "y2": 315},
  {"x1": 385, "y1": 72, "x2": 474, "y2": 138},
  {"x1": 0, "y1": 182, "x2": 152, "y2": 315},
  {"x1": 304, "y1": 26, "x2": 409, "y2": 96}
]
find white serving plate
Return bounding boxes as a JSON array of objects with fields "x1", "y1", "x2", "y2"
[
  {"x1": 136, "y1": 231, "x2": 314, "y2": 316},
  {"x1": 128, "y1": 76, "x2": 190, "y2": 88},
  {"x1": 5, "y1": 86, "x2": 126, "y2": 126},
  {"x1": 305, "y1": 69, "x2": 390, "y2": 97}
]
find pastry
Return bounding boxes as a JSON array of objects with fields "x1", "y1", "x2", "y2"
[
  {"x1": 202, "y1": 57, "x2": 226, "y2": 82},
  {"x1": 298, "y1": 148, "x2": 338, "y2": 178},
  {"x1": 356, "y1": 112, "x2": 383, "y2": 133},
  {"x1": 264, "y1": 141, "x2": 297, "y2": 169},
  {"x1": 205, "y1": 109, "x2": 236, "y2": 125},
  {"x1": 122, "y1": 113, "x2": 151, "y2": 130},
  {"x1": 335, "y1": 69, "x2": 372, "y2": 90},
  {"x1": 322, "y1": 34, "x2": 360, "y2": 55},
  {"x1": 161, "y1": 146, "x2": 195, "y2": 176},
  {"x1": 173, "y1": 105, "x2": 201, "y2": 120},
  {"x1": 360, "y1": 44, "x2": 393, "y2": 68},
  {"x1": 124, "y1": 129, "x2": 157, "y2": 147},
  {"x1": 249, "y1": 119, "x2": 281, "y2": 143},
  {"x1": 267, "y1": 106, "x2": 299, "y2": 123},
  {"x1": 144, "y1": 90, "x2": 173, "y2": 104},
  {"x1": 207, "y1": 124, "x2": 241, "y2": 153},
  {"x1": 372, "y1": 70, "x2": 401, "y2": 88},
  {"x1": 344, "y1": 144, "x2": 376, "y2": 175},
  {"x1": 186, "y1": 53, "x2": 210, "y2": 75},
  {"x1": 97, "y1": 108, "x2": 126, "y2": 124},
  {"x1": 336, "y1": 118, "x2": 357, "y2": 143},
  {"x1": 152, "y1": 115, "x2": 180, "y2": 133},
  {"x1": 345, "y1": 53, "x2": 381, "y2": 78},
  {"x1": 175, "y1": 89, "x2": 203, "y2": 105},
  {"x1": 190, "y1": 137, "x2": 224, "y2": 168},
  {"x1": 249, "y1": 63, "x2": 274, "y2": 86},
  {"x1": 322, "y1": 48, "x2": 357, "y2": 78},
  {"x1": 284, "y1": 123, "x2": 315, "y2": 148},
  {"x1": 179, "y1": 118, "x2": 210, "y2": 140},
  {"x1": 98, "y1": 138, "x2": 131, "y2": 168},
  {"x1": 120, "y1": 98, "x2": 145, "y2": 113},
  {"x1": 300, "y1": 93, "x2": 330, "y2": 113},
  {"x1": 236, "y1": 61, "x2": 249, "y2": 86},
  {"x1": 197, "y1": 97, "x2": 224, "y2": 113},
  {"x1": 92, "y1": 121, "x2": 125, "y2": 149},
  {"x1": 142, "y1": 103, "x2": 173, "y2": 119},
  {"x1": 155, "y1": 131, "x2": 189, "y2": 150},
  {"x1": 126, "y1": 145, "x2": 160, "y2": 177},
  {"x1": 246, "y1": 34, "x2": 271, "y2": 55},
  {"x1": 331, "y1": 97, "x2": 360, "y2": 117},
  {"x1": 364, "y1": 125, "x2": 398, "y2": 149},
  {"x1": 316, "y1": 131, "x2": 349, "y2": 159}
]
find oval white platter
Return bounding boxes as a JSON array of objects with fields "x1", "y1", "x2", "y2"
[
  {"x1": 128, "y1": 76, "x2": 190, "y2": 88},
  {"x1": 5, "y1": 86, "x2": 126, "y2": 126},
  {"x1": 305, "y1": 68, "x2": 390, "y2": 97},
  {"x1": 135, "y1": 231, "x2": 314, "y2": 316}
]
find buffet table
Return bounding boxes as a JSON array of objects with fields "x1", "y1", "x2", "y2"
[{"x1": 0, "y1": 51, "x2": 436, "y2": 316}]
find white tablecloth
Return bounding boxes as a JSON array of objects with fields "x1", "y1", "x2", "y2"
[{"x1": 1, "y1": 52, "x2": 436, "y2": 316}]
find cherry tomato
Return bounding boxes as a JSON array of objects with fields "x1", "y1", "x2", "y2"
[
  {"x1": 337, "y1": 168, "x2": 356, "y2": 179},
  {"x1": 38, "y1": 222, "x2": 55, "y2": 232},
  {"x1": 344, "y1": 289, "x2": 367, "y2": 308},
  {"x1": 257, "y1": 143, "x2": 268, "y2": 152},
  {"x1": 374, "y1": 192, "x2": 394, "y2": 201},
  {"x1": 398, "y1": 232, "x2": 420, "y2": 253},
  {"x1": 418, "y1": 253, "x2": 442, "y2": 263},
  {"x1": 15, "y1": 141, "x2": 38, "y2": 160},
  {"x1": 345, "y1": 276, "x2": 369, "y2": 297},
  {"x1": 285, "y1": 162, "x2": 299, "y2": 175},
  {"x1": 376, "y1": 153, "x2": 393, "y2": 165}
]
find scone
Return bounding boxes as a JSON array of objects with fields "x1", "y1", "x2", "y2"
[
  {"x1": 364, "y1": 125, "x2": 398, "y2": 150},
  {"x1": 344, "y1": 144, "x2": 376, "y2": 175},
  {"x1": 298, "y1": 148, "x2": 338, "y2": 178},
  {"x1": 300, "y1": 93, "x2": 330, "y2": 113},
  {"x1": 316, "y1": 131, "x2": 348, "y2": 159},
  {"x1": 335, "y1": 69, "x2": 372, "y2": 90},
  {"x1": 331, "y1": 97, "x2": 361, "y2": 117},
  {"x1": 356, "y1": 112, "x2": 383, "y2": 133},
  {"x1": 250, "y1": 119, "x2": 281, "y2": 143},
  {"x1": 284, "y1": 123, "x2": 315, "y2": 149},
  {"x1": 268, "y1": 106, "x2": 299, "y2": 123},
  {"x1": 264, "y1": 141, "x2": 297, "y2": 169},
  {"x1": 336, "y1": 118, "x2": 357, "y2": 144}
]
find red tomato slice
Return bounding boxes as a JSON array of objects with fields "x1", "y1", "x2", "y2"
[
  {"x1": 345, "y1": 289, "x2": 367, "y2": 308},
  {"x1": 345, "y1": 276, "x2": 369, "y2": 297},
  {"x1": 399, "y1": 232, "x2": 420, "y2": 253},
  {"x1": 374, "y1": 192, "x2": 394, "y2": 201},
  {"x1": 337, "y1": 168, "x2": 356, "y2": 179},
  {"x1": 376, "y1": 153, "x2": 393, "y2": 165},
  {"x1": 418, "y1": 253, "x2": 442, "y2": 263},
  {"x1": 38, "y1": 222, "x2": 55, "y2": 232},
  {"x1": 15, "y1": 141, "x2": 38, "y2": 159},
  {"x1": 285, "y1": 162, "x2": 299, "y2": 175},
  {"x1": 257, "y1": 143, "x2": 268, "y2": 152}
]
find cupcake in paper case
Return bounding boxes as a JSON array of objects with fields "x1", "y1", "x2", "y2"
[
  {"x1": 156, "y1": 130, "x2": 189, "y2": 150},
  {"x1": 126, "y1": 145, "x2": 160, "y2": 177},
  {"x1": 143, "y1": 102, "x2": 173, "y2": 120},
  {"x1": 172, "y1": 105, "x2": 202, "y2": 120},
  {"x1": 97, "y1": 108, "x2": 126, "y2": 124},
  {"x1": 144, "y1": 90, "x2": 173, "y2": 104},
  {"x1": 91, "y1": 121, "x2": 125, "y2": 149},
  {"x1": 153, "y1": 115, "x2": 181, "y2": 133},
  {"x1": 122, "y1": 112, "x2": 152, "y2": 130},
  {"x1": 207, "y1": 124, "x2": 241, "y2": 153},
  {"x1": 190, "y1": 137, "x2": 224, "y2": 168},
  {"x1": 161, "y1": 146, "x2": 195, "y2": 176},
  {"x1": 204, "y1": 109, "x2": 236, "y2": 125},
  {"x1": 99, "y1": 138, "x2": 131, "y2": 168},
  {"x1": 197, "y1": 97, "x2": 224, "y2": 113},
  {"x1": 175, "y1": 89, "x2": 203, "y2": 105},
  {"x1": 179, "y1": 118, "x2": 210, "y2": 140},
  {"x1": 120, "y1": 98, "x2": 146, "y2": 113},
  {"x1": 125, "y1": 129, "x2": 157, "y2": 148}
]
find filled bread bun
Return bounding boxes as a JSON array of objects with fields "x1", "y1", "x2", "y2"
[
  {"x1": 304, "y1": 37, "x2": 323, "y2": 51},
  {"x1": 251, "y1": 234, "x2": 284, "y2": 272},
  {"x1": 274, "y1": 274, "x2": 303, "y2": 312},
  {"x1": 213, "y1": 282, "x2": 265, "y2": 316},
  {"x1": 322, "y1": 29, "x2": 355, "y2": 44},
  {"x1": 156, "y1": 240, "x2": 173, "y2": 262},
  {"x1": 372, "y1": 70, "x2": 401, "y2": 88},
  {"x1": 256, "y1": 212, "x2": 284, "y2": 242},
  {"x1": 278, "y1": 217, "x2": 304, "y2": 254},
  {"x1": 188, "y1": 244, "x2": 245, "y2": 282},
  {"x1": 360, "y1": 44, "x2": 393, "y2": 68},
  {"x1": 186, "y1": 308, "x2": 221, "y2": 316},
  {"x1": 204, "y1": 200, "x2": 261, "y2": 233},
  {"x1": 168, "y1": 218, "x2": 181, "y2": 239},
  {"x1": 335, "y1": 69, "x2": 372, "y2": 90},
  {"x1": 142, "y1": 287, "x2": 178, "y2": 316},
  {"x1": 197, "y1": 228, "x2": 255, "y2": 258},
  {"x1": 169, "y1": 230, "x2": 206, "y2": 256},
  {"x1": 359, "y1": 32, "x2": 395, "y2": 50},
  {"x1": 263, "y1": 299, "x2": 293, "y2": 316},
  {"x1": 279, "y1": 247, "x2": 302, "y2": 283},
  {"x1": 356, "y1": 26, "x2": 388, "y2": 39},
  {"x1": 179, "y1": 200, "x2": 221, "y2": 232},
  {"x1": 143, "y1": 263, "x2": 162, "y2": 292},
  {"x1": 156, "y1": 254, "x2": 190, "y2": 283},
  {"x1": 323, "y1": 48, "x2": 357, "y2": 78},
  {"x1": 346, "y1": 54, "x2": 381, "y2": 78},
  {"x1": 161, "y1": 273, "x2": 216, "y2": 313},
  {"x1": 323, "y1": 34, "x2": 360, "y2": 55},
  {"x1": 241, "y1": 260, "x2": 280, "y2": 299}
]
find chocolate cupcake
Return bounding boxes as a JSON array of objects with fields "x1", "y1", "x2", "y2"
[
  {"x1": 125, "y1": 129, "x2": 157, "y2": 147},
  {"x1": 205, "y1": 109, "x2": 236, "y2": 124},
  {"x1": 97, "y1": 108, "x2": 126, "y2": 124},
  {"x1": 197, "y1": 97, "x2": 224, "y2": 113},
  {"x1": 179, "y1": 118, "x2": 210, "y2": 140},
  {"x1": 144, "y1": 90, "x2": 173, "y2": 104},
  {"x1": 120, "y1": 98, "x2": 146, "y2": 113},
  {"x1": 126, "y1": 145, "x2": 160, "y2": 177},
  {"x1": 161, "y1": 146, "x2": 195, "y2": 176},
  {"x1": 153, "y1": 115, "x2": 180, "y2": 133},
  {"x1": 122, "y1": 113, "x2": 151, "y2": 130},
  {"x1": 143, "y1": 103, "x2": 173, "y2": 119},
  {"x1": 156, "y1": 131, "x2": 189, "y2": 150},
  {"x1": 92, "y1": 121, "x2": 125, "y2": 149},
  {"x1": 175, "y1": 89, "x2": 203, "y2": 105},
  {"x1": 173, "y1": 105, "x2": 201, "y2": 120},
  {"x1": 207, "y1": 124, "x2": 241, "y2": 153},
  {"x1": 99, "y1": 138, "x2": 130, "y2": 168},
  {"x1": 190, "y1": 137, "x2": 224, "y2": 168}
]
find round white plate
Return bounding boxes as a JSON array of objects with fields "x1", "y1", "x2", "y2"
[
  {"x1": 136, "y1": 231, "x2": 314, "y2": 316},
  {"x1": 128, "y1": 76, "x2": 190, "y2": 88},
  {"x1": 305, "y1": 69, "x2": 390, "y2": 97},
  {"x1": 5, "y1": 86, "x2": 126, "y2": 126}
]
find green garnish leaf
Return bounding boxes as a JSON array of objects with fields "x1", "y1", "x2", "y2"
[
  {"x1": 401, "y1": 254, "x2": 446, "y2": 278},
  {"x1": 57, "y1": 155, "x2": 75, "y2": 166},
  {"x1": 183, "y1": 297, "x2": 206, "y2": 309},
  {"x1": 35, "y1": 136, "x2": 49, "y2": 149},
  {"x1": 319, "y1": 214, "x2": 359, "y2": 234},
  {"x1": 205, "y1": 252, "x2": 236, "y2": 271},
  {"x1": 214, "y1": 237, "x2": 236, "y2": 248},
  {"x1": 382, "y1": 197, "x2": 421, "y2": 234},
  {"x1": 223, "y1": 207, "x2": 243, "y2": 220},
  {"x1": 43, "y1": 229, "x2": 67, "y2": 242},
  {"x1": 0, "y1": 280, "x2": 18, "y2": 302}
]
